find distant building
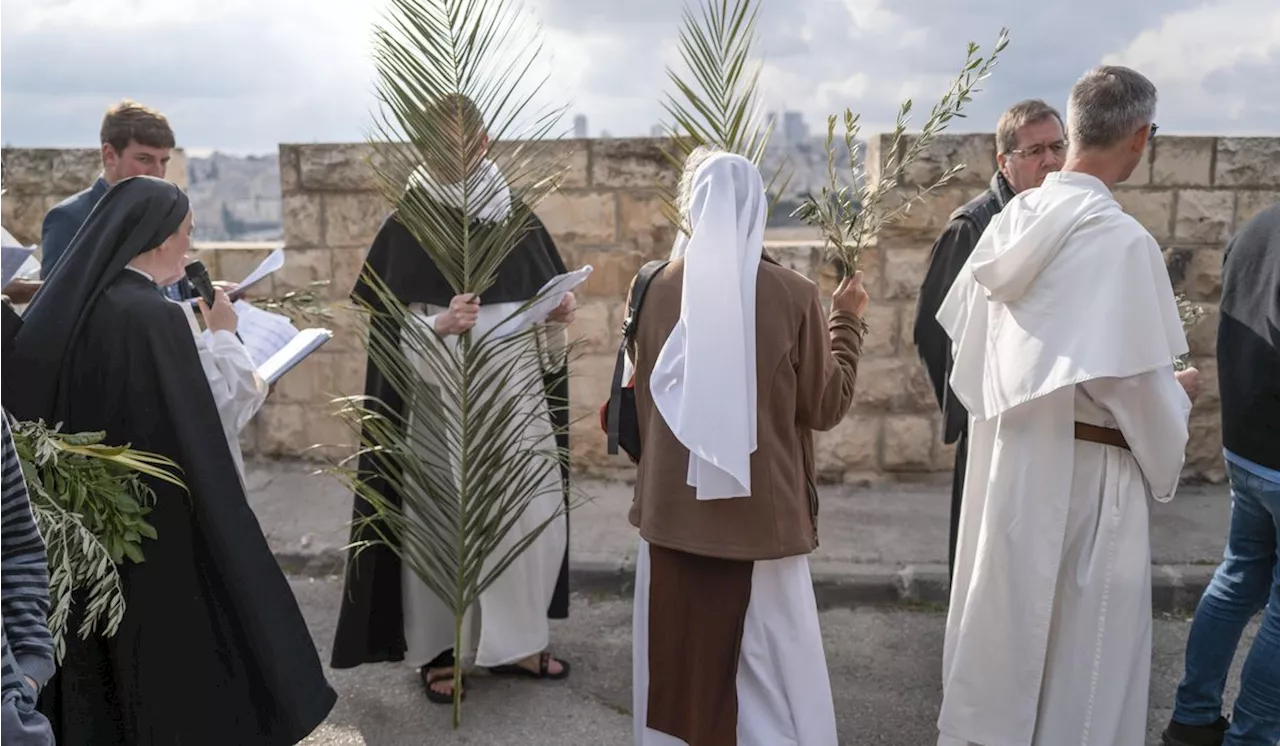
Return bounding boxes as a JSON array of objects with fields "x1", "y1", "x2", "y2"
[
  {"x1": 573, "y1": 114, "x2": 588, "y2": 139},
  {"x1": 650, "y1": 124, "x2": 666, "y2": 137},
  {"x1": 782, "y1": 111, "x2": 808, "y2": 145}
]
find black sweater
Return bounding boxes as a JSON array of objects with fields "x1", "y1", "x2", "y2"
[{"x1": 1217, "y1": 202, "x2": 1280, "y2": 471}]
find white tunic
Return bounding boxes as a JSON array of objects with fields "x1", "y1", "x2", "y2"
[
  {"x1": 399, "y1": 301, "x2": 569, "y2": 669},
  {"x1": 933, "y1": 171, "x2": 1191, "y2": 745}
]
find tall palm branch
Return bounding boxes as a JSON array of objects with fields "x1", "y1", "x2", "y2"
[
  {"x1": 332, "y1": 0, "x2": 576, "y2": 726},
  {"x1": 659, "y1": 0, "x2": 788, "y2": 231},
  {"x1": 793, "y1": 29, "x2": 1011, "y2": 281}
]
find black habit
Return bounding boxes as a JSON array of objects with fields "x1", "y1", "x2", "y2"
[
  {"x1": 2, "y1": 176, "x2": 336, "y2": 745},
  {"x1": 330, "y1": 196, "x2": 572, "y2": 670},
  {"x1": 912, "y1": 171, "x2": 1015, "y2": 578}
]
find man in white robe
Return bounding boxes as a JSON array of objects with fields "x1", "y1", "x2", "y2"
[{"x1": 934, "y1": 65, "x2": 1202, "y2": 746}]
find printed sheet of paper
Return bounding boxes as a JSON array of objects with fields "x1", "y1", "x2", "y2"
[
  {"x1": 258, "y1": 328, "x2": 334, "y2": 384},
  {"x1": 2, "y1": 227, "x2": 36, "y2": 289},
  {"x1": 490, "y1": 265, "x2": 594, "y2": 337},
  {"x1": 235, "y1": 247, "x2": 285, "y2": 293},
  {"x1": 224, "y1": 300, "x2": 300, "y2": 368}
]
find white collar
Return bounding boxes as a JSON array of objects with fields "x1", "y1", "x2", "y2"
[{"x1": 407, "y1": 158, "x2": 512, "y2": 223}]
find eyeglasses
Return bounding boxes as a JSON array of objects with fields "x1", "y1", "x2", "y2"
[
  {"x1": 1008, "y1": 140, "x2": 1068, "y2": 159},
  {"x1": 1147, "y1": 123, "x2": 1159, "y2": 141}
]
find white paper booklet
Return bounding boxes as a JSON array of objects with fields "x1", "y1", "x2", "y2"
[
  {"x1": 257, "y1": 328, "x2": 334, "y2": 385},
  {"x1": 205, "y1": 300, "x2": 333, "y2": 384},
  {"x1": 2, "y1": 227, "x2": 36, "y2": 288}
]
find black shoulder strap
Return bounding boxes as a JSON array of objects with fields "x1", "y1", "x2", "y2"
[
  {"x1": 606, "y1": 259, "x2": 670, "y2": 455},
  {"x1": 620, "y1": 259, "x2": 671, "y2": 341}
]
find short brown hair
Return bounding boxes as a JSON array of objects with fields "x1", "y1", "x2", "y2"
[
  {"x1": 996, "y1": 99, "x2": 1063, "y2": 154},
  {"x1": 100, "y1": 100, "x2": 175, "y2": 153}
]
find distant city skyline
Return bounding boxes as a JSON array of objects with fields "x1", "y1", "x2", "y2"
[{"x1": 2, "y1": 0, "x2": 1275, "y2": 152}]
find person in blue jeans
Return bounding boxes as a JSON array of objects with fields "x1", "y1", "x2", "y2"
[{"x1": 1163, "y1": 202, "x2": 1280, "y2": 746}]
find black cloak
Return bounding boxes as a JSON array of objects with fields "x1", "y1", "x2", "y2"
[
  {"x1": 911, "y1": 171, "x2": 1015, "y2": 578},
  {"x1": 330, "y1": 196, "x2": 572, "y2": 670},
  {"x1": 3, "y1": 176, "x2": 337, "y2": 745}
]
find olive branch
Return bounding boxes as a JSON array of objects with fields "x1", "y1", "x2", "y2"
[
  {"x1": 792, "y1": 28, "x2": 1011, "y2": 280},
  {"x1": 1174, "y1": 293, "x2": 1206, "y2": 371},
  {"x1": 10, "y1": 418, "x2": 184, "y2": 662}
]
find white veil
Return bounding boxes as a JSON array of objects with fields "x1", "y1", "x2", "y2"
[{"x1": 650, "y1": 151, "x2": 766, "y2": 500}]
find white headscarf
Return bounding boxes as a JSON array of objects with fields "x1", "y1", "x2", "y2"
[
  {"x1": 650, "y1": 152, "x2": 766, "y2": 500},
  {"x1": 407, "y1": 157, "x2": 513, "y2": 223}
]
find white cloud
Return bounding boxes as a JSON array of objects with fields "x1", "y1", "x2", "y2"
[
  {"x1": 1, "y1": 0, "x2": 1275, "y2": 152},
  {"x1": 1101, "y1": 0, "x2": 1280, "y2": 133}
]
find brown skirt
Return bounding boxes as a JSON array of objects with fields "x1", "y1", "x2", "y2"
[{"x1": 644, "y1": 544, "x2": 755, "y2": 746}]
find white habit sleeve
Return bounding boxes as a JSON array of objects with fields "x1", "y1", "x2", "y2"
[
  {"x1": 201, "y1": 329, "x2": 269, "y2": 434},
  {"x1": 1078, "y1": 365, "x2": 1192, "y2": 501}
]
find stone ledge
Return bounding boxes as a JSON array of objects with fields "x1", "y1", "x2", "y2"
[{"x1": 276, "y1": 550, "x2": 1215, "y2": 614}]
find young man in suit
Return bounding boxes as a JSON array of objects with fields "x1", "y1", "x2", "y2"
[{"x1": 40, "y1": 99, "x2": 195, "y2": 300}]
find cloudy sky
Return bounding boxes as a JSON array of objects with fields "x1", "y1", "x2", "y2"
[{"x1": 2, "y1": 0, "x2": 1277, "y2": 154}]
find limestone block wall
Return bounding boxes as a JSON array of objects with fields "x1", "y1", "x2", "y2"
[
  {"x1": 1, "y1": 148, "x2": 190, "y2": 249},
  {"x1": 4, "y1": 135, "x2": 1276, "y2": 483}
]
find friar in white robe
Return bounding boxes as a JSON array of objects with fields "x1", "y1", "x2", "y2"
[{"x1": 933, "y1": 95, "x2": 1199, "y2": 744}]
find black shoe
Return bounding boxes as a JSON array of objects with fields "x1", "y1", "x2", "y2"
[{"x1": 1161, "y1": 717, "x2": 1230, "y2": 746}]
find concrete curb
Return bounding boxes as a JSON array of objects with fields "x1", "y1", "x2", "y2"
[{"x1": 276, "y1": 550, "x2": 1217, "y2": 614}]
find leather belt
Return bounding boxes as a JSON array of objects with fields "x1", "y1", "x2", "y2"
[{"x1": 1074, "y1": 422, "x2": 1130, "y2": 451}]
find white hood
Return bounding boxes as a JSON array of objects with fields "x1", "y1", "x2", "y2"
[{"x1": 937, "y1": 171, "x2": 1188, "y2": 422}]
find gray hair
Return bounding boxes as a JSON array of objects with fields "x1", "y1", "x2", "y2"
[
  {"x1": 677, "y1": 145, "x2": 723, "y2": 227},
  {"x1": 1066, "y1": 65, "x2": 1157, "y2": 150}
]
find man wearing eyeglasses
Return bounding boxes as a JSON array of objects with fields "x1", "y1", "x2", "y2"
[{"x1": 912, "y1": 98, "x2": 1066, "y2": 580}]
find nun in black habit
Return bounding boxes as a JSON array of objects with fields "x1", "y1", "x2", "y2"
[
  {"x1": 331, "y1": 156, "x2": 574, "y2": 704},
  {"x1": 2, "y1": 176, "x2": 337, "y2": 745}
]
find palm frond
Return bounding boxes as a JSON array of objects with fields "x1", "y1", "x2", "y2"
[
  {"x1": 659, "y1": 0, "x2": 785, "y2": 232},
  {"x1": 344, "y1": 0, "x2": 578, "y2": 726},
  {"x1": 793, "y1": 28, "x2": 1011, "y2": 282}
]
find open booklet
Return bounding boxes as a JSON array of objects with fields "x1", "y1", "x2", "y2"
[{"x1": 204, "y1": 300, "x2": 333, "y2": 385}]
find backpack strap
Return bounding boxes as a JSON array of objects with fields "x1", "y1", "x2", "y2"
[{"x1": 606, "y1": 259, "x2": 671, "y2": 455}]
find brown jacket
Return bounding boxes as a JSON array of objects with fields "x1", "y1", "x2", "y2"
[{"x1": 627, "y1": 256, "x2": 864, "y2": 561}]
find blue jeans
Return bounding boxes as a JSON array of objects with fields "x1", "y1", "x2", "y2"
[{"x1": 1172, "y1": 460, "x2": 1280, "y2": 745}]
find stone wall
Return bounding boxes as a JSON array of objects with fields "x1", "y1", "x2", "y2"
[
  {"x1": 1, "y1": 148, "x2": 190, "y2": 248},
  {"x1": 4, "y1": 136, "x2": 1278, "y2": 482}
]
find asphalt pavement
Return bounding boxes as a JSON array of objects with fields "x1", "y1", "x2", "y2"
[{"x1": 292, "y1": 578, "x2": 1256, "y2": 746}]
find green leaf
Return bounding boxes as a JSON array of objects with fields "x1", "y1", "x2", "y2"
[
  {"x1": 793, "y1": 27, "x2": 1011, "y2": 278},
  {"x1": 658, "y1": 0, "x2": 787, "y2": 229}
]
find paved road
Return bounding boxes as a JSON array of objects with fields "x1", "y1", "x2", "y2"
[{"x1": 293, "y1": 577, "x2": 1255, "y2": 746}]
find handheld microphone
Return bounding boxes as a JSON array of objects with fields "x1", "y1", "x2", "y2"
[{"x1": 184, "y1": 260, "x2": 216, "y2": 307}]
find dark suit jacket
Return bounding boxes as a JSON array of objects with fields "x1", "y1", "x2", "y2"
[
  {"x1": 40, "y1": 177, "x2": 109, "y2": 279},
  {"x1": 40, "y1": 177, "x2": 195, "y2": 300}
]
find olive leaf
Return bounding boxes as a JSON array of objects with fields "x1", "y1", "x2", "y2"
[{"x1": 10, "y1": 418, "x2": 183, "y2": 662}]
